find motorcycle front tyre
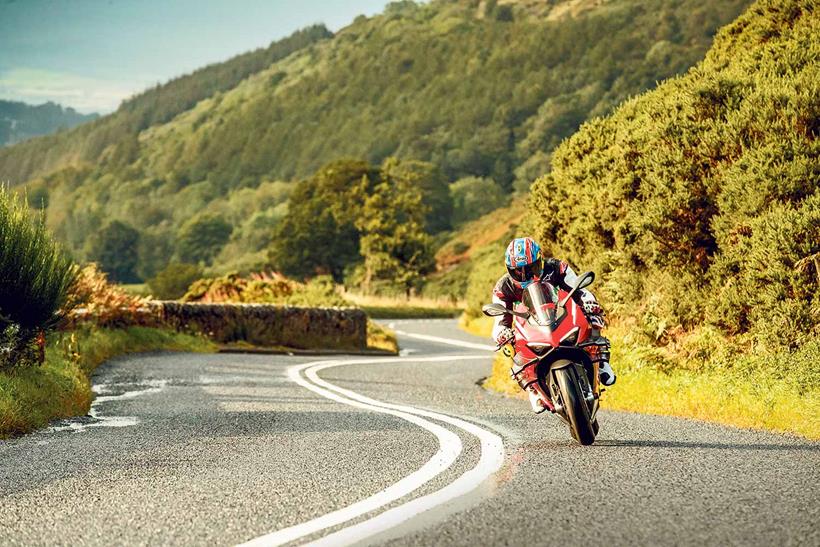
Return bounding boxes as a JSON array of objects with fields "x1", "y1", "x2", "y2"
[{"x1": 554, "y1": 366, "x2": 596, "y2": 445}]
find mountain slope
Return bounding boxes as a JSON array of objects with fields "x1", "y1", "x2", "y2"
[
  {"x1": 123, "y1": 0, "x2": 752, "y2": 190},
  {"x1": 0, "y1": 25, "x2": 331, "y2": 185},
  {"x1": 7, "y1": 0, "x2": 751, "y2": 280},
  {"x1": 0, "y1": 100, "x2": 97, "y2": 147}
]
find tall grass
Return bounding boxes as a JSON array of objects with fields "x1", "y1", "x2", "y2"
[{"x1": 0, "y1": 186, "x2": 78, "y2": 364}]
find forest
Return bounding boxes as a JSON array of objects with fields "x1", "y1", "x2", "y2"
[{"x1": 1, "y1": 0, "x2": 751, "y2": 290}]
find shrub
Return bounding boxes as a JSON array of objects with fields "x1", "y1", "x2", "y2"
[
  {"x1": 463, "y1": 242, "x2": 506, "y2": 321},
  {"x1": 527, "y1": 0, "x2": 819, "y2": 350},
  {"x1": 148, "y1": 263, "x2": 203, "y2": 300},
  {"x1": 0, "y1": 187, "x2": 77, "y2": 367},
  {"x1": 181, "y1": 271, "x2": 351, "y2": 307},
  {"x1": 65, "y1": 264, "x2": 154, "y2": 328},
  {"x1": 183, "y1": 271, "x2": 295, "y2": 304}
]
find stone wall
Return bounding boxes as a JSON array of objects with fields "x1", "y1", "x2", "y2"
[{"x1": 155, "y1": 302, "x2": 367, "y2": 350}]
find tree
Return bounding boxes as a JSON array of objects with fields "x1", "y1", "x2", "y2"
[
  {"x1": 176, "y1": 214, "x2": 233, "y2": 265},
  {"x1": 269, "y1": 160, "x2": 376, "y2": 280},
  {"x1": 355, "y1": 175, "x2": 434, "y2": 294},
  {"x1": 449, "y1": 176, "x2": 506, "y2": 225},
  {"x1": 87, "y1": 220, "x2": 141, "y2": 283},
  {"x1": 148, "y1": 262, "x2": 203, "y2": 300},
  {"x1": 381, "y1": 157, "x2": 453, "y2": 233}
]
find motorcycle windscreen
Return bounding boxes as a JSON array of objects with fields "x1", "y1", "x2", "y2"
[{"x1": 524, "y1": 282, "x2": 562, "y2": 328}]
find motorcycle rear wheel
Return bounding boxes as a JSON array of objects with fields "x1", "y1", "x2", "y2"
[{"x1": 555, "y1": 367, "x2": 596, "y2": 445}]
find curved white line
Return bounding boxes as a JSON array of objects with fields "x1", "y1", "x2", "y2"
[
  {"x1": 240, "y1": 356, "x2": 472, "y2": 547},
  {"x1": 240, "y1": 353, "x2": 504, "y2": 547},
  {"x1": 304, "y1": 358, "x2": 505, "y2": 546}
]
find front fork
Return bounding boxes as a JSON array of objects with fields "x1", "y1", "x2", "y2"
[{"x1": 508, "y1": 347, "x2": 601, "y2": 419}]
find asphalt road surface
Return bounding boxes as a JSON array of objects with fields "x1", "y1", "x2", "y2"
[{"x1": 1, "y1": 319, "x2": 817, "y2": 546}]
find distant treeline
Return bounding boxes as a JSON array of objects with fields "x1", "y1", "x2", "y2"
[{"x1": 0, "y1": 100, "x2": 97, "y2": 147}]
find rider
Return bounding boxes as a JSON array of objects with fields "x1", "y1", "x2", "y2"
[{"x1": 491, "y1": 236, "x2": 616, "y2": 413}]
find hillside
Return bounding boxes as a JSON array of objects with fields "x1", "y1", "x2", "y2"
[
  {"x1": 0, "y1": 100, "x2": 97, "y2": 147},
  {"x1": 78, "y1": 0, "x2": 750, "y2": 191},
  {"x1": 0, "y1": 25, "x2": 332, "y2": 185},
  {"x1": 5, "y1": 0, "x2": 751, "y2": 283}
]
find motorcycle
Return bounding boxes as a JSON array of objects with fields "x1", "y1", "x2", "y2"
[{"x1": 482, "y1": 271, "x2": 604, "y2": 445}]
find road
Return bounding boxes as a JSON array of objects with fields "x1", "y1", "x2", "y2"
[{"x1": 1, "y1": 319, "x2": 817, "y2": 546}]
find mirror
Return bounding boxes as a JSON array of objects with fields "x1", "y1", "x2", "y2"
[
  {"x1": 482, "y1": 303, "x2": 529, "y2": 318},
  {"x1": 482, "y1": 303, "x2": 508, "y2": 317},
  {"x1": 557, "y1": 271, "x2": 595, "y2": 308},
  {"x1": 577, "y1": 271, "x2": 595, "y2": 290}
]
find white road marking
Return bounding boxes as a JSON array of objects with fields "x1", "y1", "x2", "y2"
[
  {"x1": 240, "y1": 352, "x2": 504, "y2": 547},
  {"x1": 304, "y1": 359, "x2": 505, "y2": 546},
  {"x1": 393, "y1": 330, "x2": 496, "y2": 352}
]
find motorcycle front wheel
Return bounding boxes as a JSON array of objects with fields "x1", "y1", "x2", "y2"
[{"x1": 554, "y1": 366, "x2": 596, "y2": 445}]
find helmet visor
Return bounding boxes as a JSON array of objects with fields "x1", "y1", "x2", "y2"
[{"x1": 508, "y1": 259, "x2": 543, "y2": 283}]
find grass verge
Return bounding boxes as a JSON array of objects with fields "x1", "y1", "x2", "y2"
[
  {"x1": 0, "y1": 326, "x2": 215, "y2": 438},
  {"x1": 367, "y1": 320, "x2": 399, "y2": 354},
  {"x1": 464, "y1": 316, "x2": 820, "y2": 440}
]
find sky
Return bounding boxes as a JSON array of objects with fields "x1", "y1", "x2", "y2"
[{"x1": 0, "y1": 0, "x2": 393, "y2": 113}]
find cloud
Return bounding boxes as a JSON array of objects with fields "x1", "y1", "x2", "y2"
[{"x1": 0, "y1": 67, "x2": 148, "y2": 114}]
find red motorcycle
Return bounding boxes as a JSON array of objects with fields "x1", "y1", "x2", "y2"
[{"x1": 483, "y1": 271, "x2": 604, "y2": 445}]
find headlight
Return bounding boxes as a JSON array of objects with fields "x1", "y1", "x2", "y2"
[
  {"x1": 560, "y1": 328, "x2": 580, "y2": 345},
  {"x1": 527, "y1": 343, "x2": 552, "y2": 353}
]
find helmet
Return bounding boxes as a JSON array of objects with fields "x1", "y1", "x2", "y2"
[{"x1": 505, "y1": 237, "x2": 543, "y2": 288}]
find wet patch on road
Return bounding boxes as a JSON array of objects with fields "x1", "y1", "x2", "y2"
[{"x1": 50, "y1": 380, "x2": 167, "y2": 433}]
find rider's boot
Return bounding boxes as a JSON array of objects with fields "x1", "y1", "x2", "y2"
[
  {"x1": 525, "y1": 385, "x2": 548, "y2": 413},
  {"x1": 511, "y1": 357, "x2": 551, "y2": 413}
]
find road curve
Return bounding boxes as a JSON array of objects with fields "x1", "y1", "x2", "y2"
[{"x1": 0, "y1": 319, "x2": 818, "y2": 546}]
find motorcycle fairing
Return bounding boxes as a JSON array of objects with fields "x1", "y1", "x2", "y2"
[{"x1": 509, "y1": 283, "x2": 599, "y2": 419}]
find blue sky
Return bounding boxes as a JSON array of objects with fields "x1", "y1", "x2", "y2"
[{"x1": 0, "y1": 0, "x2": 392, "y2": 113}]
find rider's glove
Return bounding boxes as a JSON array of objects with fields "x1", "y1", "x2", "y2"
[
  {"x1": 580, "y1": 291, "x2": 604, "y2": 315},
  {"x1": 496, "y1": 327, "x2": 515, "y2": 347}
]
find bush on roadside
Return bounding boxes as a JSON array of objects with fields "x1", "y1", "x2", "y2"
[
  {"x1": 0, "y1": 187, "x2": 78, "y2": 368},
  {"x1": 65, "y1": 264, "x2": 154, "y2": 328},
  {"x1": 182, "y1": 271, "x2": 294, "y2": 303},
  {"x1": 182, "y1": 271, "x2": 351, "y2": 307},
  {"x1": 527, "y1": 0, "x2": 819, "y2": 352},
  {"x1": 148, "y1": 262, "x2": 203, "y2": 300}
]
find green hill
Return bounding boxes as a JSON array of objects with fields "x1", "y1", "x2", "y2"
[
  {"x1": 4, "y1": 0, "x2": 750, "y2": 282},
  {"x1": 0, "y1": 24, "x2": 331, "y2": 185},
  {"x1": 0, "y1": 100, "x2": 97, "y2": 147}
]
